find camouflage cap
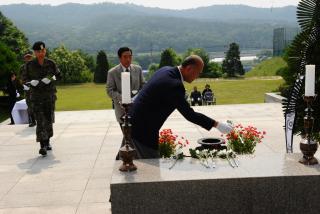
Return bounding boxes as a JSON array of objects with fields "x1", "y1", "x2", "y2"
[{"x1": 32, "y1": 41, "x2": 46, "y2": 51}]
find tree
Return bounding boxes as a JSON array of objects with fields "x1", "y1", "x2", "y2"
[
  {"x1": 0, "y1": 42, "x2": 19, "y2": 89},
  {"x1": 95, "y1": 50, "x2": 109, "y2": 83},
  {"x1": 0, "y1": 11, "x2": 29, "y2": 57},
  {"x1": 146, "y1": 63, "x2": 159, "y2": 81},
  {"x1": 135, "y1": 53, "x2": 161, "y2": 70},
  {"x1": 77, "y1": 49, "x2": 96, "y2": 73},
  {"x1": 50, "y1": 45, "x2": 92, "y2": 83},
  {"x1": 207, "y1": 62, "x2": 223, "y2": 78},
  {"x1": 281, "y1": 0, "x2": 320, "y2": 139},
  {"x1": 159, "y1": 48, "x2": 180, "y2": 68},
  {"x1": 222, "y1": 43, "x2": 245, "y2": 77},
  {"x1": 183, "y1": 48, "x2": 211, "y2": 77}
]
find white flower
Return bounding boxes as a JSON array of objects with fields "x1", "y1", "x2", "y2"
[{"x1": 175, "y1": 147, "x2": 183, "y2": 156}]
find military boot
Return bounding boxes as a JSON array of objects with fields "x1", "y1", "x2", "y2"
[
  {"x1": 45, "y1": 139, "x2": 52, "y2": 151},
  {"x1": 39, "y1": 141, "x2": 47, "y2": 156}
]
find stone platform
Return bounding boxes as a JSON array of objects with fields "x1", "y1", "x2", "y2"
[
  {"x1": 0, "y1": 103, "x2": 308, "y2": 213},
  {"x1": 111, "y1": 154, "x2": 320, "y2": 214}
]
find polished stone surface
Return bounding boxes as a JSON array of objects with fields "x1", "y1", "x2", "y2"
[
  {"x1": 112, "y1": 154, "x2": 320, "y2": 184},
  {"x1": 111, "y1": 154, "x2": 320, "y2": 214},
  {"x1": 0, "y1": 103, "x2": 310, "y2": 213}
]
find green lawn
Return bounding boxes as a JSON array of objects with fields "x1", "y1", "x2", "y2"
[
  {"x1": 56, "y1": 78, "x2": 284, "y2": 110},
  {"x1": 185, "y1": 78, "x2": 284, "y2": 104},
  {"x1": 56, "y1": 83, "x2": 112, "y2": 111},
  {"x1": 0, "y1": 91, "x2": 9, "y2": 123},
  {"x1": 0, "y1": 78, "x2": 284, "y2": 122},
  {"x1": 0, "y1": 108, "x2": 9, "y2": 123}
]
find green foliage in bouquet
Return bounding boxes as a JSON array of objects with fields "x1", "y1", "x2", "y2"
[{"x1": 225, "y1": 124, "x2": 266, "y2": 154}]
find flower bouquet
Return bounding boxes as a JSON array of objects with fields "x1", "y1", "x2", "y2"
[
  {"x1": 224, "y1": 124, "x2": 266, "y2": 154},
  {"x1": 159, "y1": 129, "x2": 189, "y2": 158},
  {"x1": 158, "y1": 129, "x2": 189, "y2": 169}
]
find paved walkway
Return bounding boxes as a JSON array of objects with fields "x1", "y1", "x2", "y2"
[{"x1": 0, "y1": 103, "x2": 300, "y2": 213}]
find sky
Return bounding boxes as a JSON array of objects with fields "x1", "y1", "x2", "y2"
[{"x1": 0, "y1": 0, "x2": 300, "y2": 9}]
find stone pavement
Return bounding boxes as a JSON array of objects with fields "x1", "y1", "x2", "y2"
[{"x1": 0, "y1": 103, "x2": 301, "y2": 213}]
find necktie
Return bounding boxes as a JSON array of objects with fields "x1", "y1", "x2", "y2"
[{"x1": 125, "y1": 68, "x2": 129, "y2": 72}]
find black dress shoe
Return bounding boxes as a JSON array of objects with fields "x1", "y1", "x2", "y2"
[
  {"x1": 39, "y1": 148, "x2": 47, "y2": 156},
  {"x1": 39, "y1": 141, "x2": 47, "y2": 156},
  {"x1": 29, "y1": 122, "x2": 36, "y2": 127}
]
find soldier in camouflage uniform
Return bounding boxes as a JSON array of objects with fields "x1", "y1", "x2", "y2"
[
  {"x1": 21, "y1": 51, "x2": 36, "y2": 127},
  {"x1": 22, "y1": 41, "x2": 60, "y2": 156}
]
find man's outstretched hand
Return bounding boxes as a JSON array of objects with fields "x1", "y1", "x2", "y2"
[{"x1": 216, "y1": 121, "x2": 233, "y2": 134}]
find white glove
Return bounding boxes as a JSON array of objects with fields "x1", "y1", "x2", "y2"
[
  {"x1": 16, "y1": 91, "x2": 20, "y2": 98},
  {"x1": 132, "y1": 94, "x2": 138, "y2": 103},
  {"x1": 41, "y1": 78, "x2": 51, "y2": 85},
  {"x1": 30, "y1": 80, "x2": 39, "y2": 87},
  {"x1": 131, "y1": 90, "x2": 138, "y2": 103},
  {"x1": 52, "y1": 75, "x2": 57, "y2": 81},
  {"x1": 23, "y1": 85, "x2": 30, "y2": 91},
  {"x1": 216, "y1": 121, "x2": 233, "y2": 134}
]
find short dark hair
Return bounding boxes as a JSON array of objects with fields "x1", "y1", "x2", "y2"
[
  {"x1": 181, "y1": 55, "x2": 201, "y2": 68},
  {"x1": 32, "y1": 41, "x2": 46, "y2": 51},
  {"x1": 118, "y1": 47, "x2": 132, "y2": 58}
]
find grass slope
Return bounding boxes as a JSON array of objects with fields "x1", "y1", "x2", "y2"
[{"x1": 245, "y1": 57, "x2": 287, "y2": 77}]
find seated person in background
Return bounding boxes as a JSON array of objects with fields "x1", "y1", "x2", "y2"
[
  {"x1": 202, "y1": 84, "x2": 212, "y2": 97},
  {"x1": 202, "y1": 84, "x2": 214, "y2": 105},
  {"x1": 190, "y1": 86, "x2": 202, "y2": 106}
]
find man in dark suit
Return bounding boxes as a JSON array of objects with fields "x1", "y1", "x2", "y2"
[
  {"x1": 190, "y1": 86, "x2": 202, "y2": 106},
  {"x1": 130, "y1": 55, "x2": 233, "y2": 159}
]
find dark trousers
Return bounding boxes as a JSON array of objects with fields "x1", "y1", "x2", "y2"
[
  {"x1": 26, "y1": 96, "x2": 35, "y2": 125},
  {"x1": 33, "y1": 101, "x2": 54, "y2": 142},
  {"x1": 116, "y1": 123, "x2": 160, "y2": 160},
  {"x1": 191, "y1": 100, "x2": 202, "y2": 106},
  {"x1": 132, "y1": 139, "x2": 160, "y2": 159},
  {"x1": 8, "y1": 98, "x2": 16, "y2": 124}
]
